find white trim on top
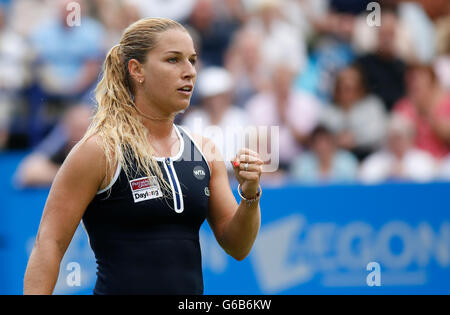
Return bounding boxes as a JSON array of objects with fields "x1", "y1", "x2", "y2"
[
  {"x1": 162, "y1": 159, "x2": 184, "y2": 214},
  {"x1": 153, "y1": 124, "x2": 185, "y2": 162},
  {"x1": 96, "y1": 162, "x2": 122, "y2": 195},
  {"x1": 176, "y1": 125, "x2": 211, "y2": 176}
]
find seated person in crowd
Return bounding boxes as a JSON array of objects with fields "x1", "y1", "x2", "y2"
[
  {"x1": 0, "y1": 4, "x2": 31, "y2": 149},
  {"x1": 435, "y1": 13, "x2": 450, "y2": 91},
  {"x1": 320, "y1": 64, "x2": 388, "y2": 161},
  {"x1": 356, "y1": 9, "x2": 407, "y2": 111},
  {"x1": 30, "y1": 0, "x2": 104, "y2": 99},
  {"x1": 186, "y1": 0, "x2": 238, "y2": 67},
  {"x1": 359, "y1": 114, "x2": 437, "y2": 184},
  {"x1": 290, "y1": 125, "x2": 359, "y2": 184},
  {"x1": 393, "y1": 64, "x2": 450, "y2": 160},
  {"x1": 14, "y1": 104, "x2": 92, "y2": 187},
  {"x1": 224, "y1": 28, "x2": 269, "y2": 108}
]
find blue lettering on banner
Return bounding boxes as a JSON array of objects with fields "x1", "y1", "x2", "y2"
[
  {"x1": 200, "y1": 183, "x2": 450, "y2": 295},
  {"x1": 0, "y1": 154, "x2": 448, "y2": 294}
]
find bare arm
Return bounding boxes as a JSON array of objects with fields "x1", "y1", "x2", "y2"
[
  {"x1": 197, "y1": 135, "x2": 262, "y2": 261},
  {"x1": 23, "y1": 136, "x2": 106, "y2": 294}
]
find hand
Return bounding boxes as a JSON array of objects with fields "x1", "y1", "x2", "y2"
[{"x1": 230, "y1": 148, "x2": 263, "y2": 198}]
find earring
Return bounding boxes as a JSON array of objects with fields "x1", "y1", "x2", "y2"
[{"x1": 139, "y1": 80, "x2": 143, "y2": 84}]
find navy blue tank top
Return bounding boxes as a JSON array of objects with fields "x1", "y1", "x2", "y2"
[{"x1": 82, "y1": 125, "x2": 211, "y2": 295}]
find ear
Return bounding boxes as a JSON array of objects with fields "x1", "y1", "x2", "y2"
[{"x1": 128, "y1": 59, "x2": 145, "y2": 85}]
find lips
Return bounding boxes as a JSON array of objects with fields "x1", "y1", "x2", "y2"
[
  {"x1": 177, "y1": 85, "x2": 193, "y2": 97},
  {"x1": 177, "y1": 85, "x2": 193, "y2": 92}
]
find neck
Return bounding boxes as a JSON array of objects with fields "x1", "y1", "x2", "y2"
[{"x1": 134, "y1": 97, "x2": 176, "y2": 140}]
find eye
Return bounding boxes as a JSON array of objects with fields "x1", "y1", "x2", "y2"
[
  {"x1": 167, "y1": 57, "x2": 178, "y2": 64},
  {"x1": 190, "y1": 58, "x2": 197, "y2": 66}
]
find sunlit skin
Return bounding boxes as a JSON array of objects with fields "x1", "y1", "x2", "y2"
[{"x1": 131, "y1": 29, "x2": 197, "y2": 118}]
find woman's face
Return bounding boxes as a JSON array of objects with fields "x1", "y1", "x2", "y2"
[
  {"x1": 335, "y1": 68, "x2": 364, "y2": 108},
  {"x1": 406, "y1": 68, "x2": 435, "y2": 105},
  {"x1": 140, "y1": 29, "x2": 197, "y2": 115},
  {"x1": 312, "y1": 133, "x2": 335, "y2": 160}
]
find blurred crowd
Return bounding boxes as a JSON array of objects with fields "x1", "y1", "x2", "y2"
[{"x1": 1, "y1": 0, "x2": 450, "y2": 187}]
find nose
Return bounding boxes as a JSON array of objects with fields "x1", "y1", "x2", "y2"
[{"x1": 182, "y1": 61, "x2": 196, "y2": 81}]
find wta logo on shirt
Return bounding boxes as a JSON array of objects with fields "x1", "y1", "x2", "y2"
[
  {"x1": 193, "y1": 166, "x2": 206, "y2": 180},
  {"x1": 129, "y1": 176, "x2": 163, "y2": 203}
]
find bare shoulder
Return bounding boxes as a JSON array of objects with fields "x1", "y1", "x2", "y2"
[
  {"x1": 58, "y1": 134, "x2": 107, "y2": 190},
  {"x1": 65, "y1": 134, "x2": 105, "y2": 169},
  {"x1": 35, "y1": 135, "x2": 109, "y2": 256}
]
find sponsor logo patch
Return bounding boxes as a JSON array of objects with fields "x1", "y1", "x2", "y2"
[
  {"x1": 129, "y1": 176, "x2": 163, "y2": 203},
  {"x1": 193, "y1": 166, "x2": 206, "y2": 180}
]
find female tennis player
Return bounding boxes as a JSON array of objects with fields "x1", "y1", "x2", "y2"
[{"x1": 23, "y1": 18, "x2": 262, "y2": 295}]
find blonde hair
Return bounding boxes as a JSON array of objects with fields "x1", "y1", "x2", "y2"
[{"x1": 81, "y1": 18, "x2": 186, "y2": 196}]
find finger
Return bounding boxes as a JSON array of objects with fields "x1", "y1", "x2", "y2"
[
  {"x1": 239, "y1": 155, "x2": 264, "y2": 165},
  {"x1": 231, "y1": 159, "x2": 240, "y2": 168},
  {"x1": 237, "y1": 148, "x2": 259, "y2": 157},
  {"x1": 239, "y1": 163, "x2": 262, "y2": 174}
]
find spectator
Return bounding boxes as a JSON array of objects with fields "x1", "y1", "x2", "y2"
[
  {"x1": 224, "y1": 28, "x2": 269, "y2": 107},
  {"x1": 0, "y1": 5, "x2": 31, "y2": 148},
  {"x1": 187, "y1": 0, "x2": 238, "y2": 67},
  {"x1": 320, "y1": 64, "x2": 387, "y2": 161},
  {"x1": 125, "y1": 0, "x2": 197, "y2": 23},
  {"x1": 356, "y1": 9, "x2": 407, "y2": 111},
  {"x1": 14, "y1": 104, "x2": 92, "y2": 187},
  {"x1": 393, "y1": 64, "x2": 450, "y2": 160},
  {"x1": 0, "y1": 5, "x2": 30, "y2": 92},
  {"x1": 216, "y1": 0, "x2": 248, "y2": 27},
  {"x1": 353, "y1": 4, "x2": 414, "y2": 59},
  {"x1": 293, "y1": 0, "x2": 357, "y2": 102},
  {"x1": 30, "y1": 0, "x2": 104, "y2": 99},
  {"x1": 27, "y1": 0, "x2": 104, "y2": 145},
  {"x1": 281, "y1": 0, "x2": 328, "y2": 40},
  {"x1": 245, "y1": 62, "x2": 322, "y2": 170},
  {"x1": 91, "y1": 0, "x2": 140, "y2": 51},
  {"x1": 246, "y1": 0, "x2": 306, "y2": 74},
  {"x1": 435, "y1": 14, "x2": 450, "y2": 91},
  {"x1": 290, "y1": 125, "x2": 358, "y2": 184},
  {"x1": 359, "y1": 114, "x2": 437, "y2": 184},
  {"x1": 397, "y1": 1, "x2": 436, "y2": 63},
  {"x1": 8, "y1": 0, "x2": 56, "y2": 37},
  {"x1": 312, "y1": 0, "x2": 364, "y2": 40},
  {"x1": 181, "y1": 67, "x2": 249, "y2": 173}
]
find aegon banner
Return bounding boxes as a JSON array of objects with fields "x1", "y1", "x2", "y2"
[
  {"x1": 0, "y1": 154, "x2": 448, "y2": 295},
  {"x1": 201, "y1": 183, "x2": 450, "y2": 294}
]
